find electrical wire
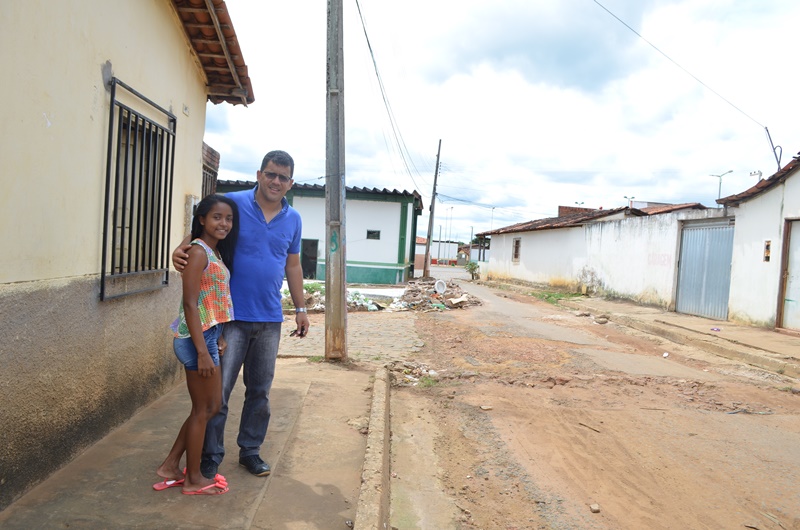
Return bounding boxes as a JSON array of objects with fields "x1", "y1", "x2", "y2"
[
  {"x1": 592, "y1": 0, "x2": 764, "y2": 129},
  {"x1": 436, "y1": 193, "x2": 553, "y2": 219},
  {"x1": 354, "y1": 0, "x2": 429, "y2": 194}
]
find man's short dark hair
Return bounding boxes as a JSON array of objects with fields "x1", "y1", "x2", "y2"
[{"x1": 261, "y1": 150, "x2": 295, "y2": 176}]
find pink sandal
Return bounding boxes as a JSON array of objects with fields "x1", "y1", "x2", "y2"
[
  {"x1": 181, "y1": 467, "x2": 227, "y2": 486},
  {"x1": 182, "y1": 481, "x2": 229, "y2": 495},
  {"x1": 152, "y1": 478, "x2": 184, "y2": 491}
]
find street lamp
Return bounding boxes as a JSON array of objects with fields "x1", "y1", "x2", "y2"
[
  {"x1": 624, "y1": 195, "x2": 635, "y2": 208},
  {"x1": 710, "y1": 170, "x2": 732, "y2": 202},
  {"x1": 575, "y1": 201, "x2": 584, "y2": 206}
]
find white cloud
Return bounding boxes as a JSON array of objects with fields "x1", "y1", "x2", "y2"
[{"x1": 208, "y1": 0, "x2": 800, "y2": 241}]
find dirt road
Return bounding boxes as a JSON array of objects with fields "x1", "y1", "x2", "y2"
[{"x1": 390, "y1": 281, "x2": 800, "y2": 529}]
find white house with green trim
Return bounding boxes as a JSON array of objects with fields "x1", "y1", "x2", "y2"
[{"x1": 217, "y1": 181, "x2": 423, "y2": 284}]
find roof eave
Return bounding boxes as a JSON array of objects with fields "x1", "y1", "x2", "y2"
[
  {"x1": 171, "y1": 0, "x2": 255, "y2": 106},
  {"x1": 718, "y1": 154, "x2": 800, "y2": 207}
]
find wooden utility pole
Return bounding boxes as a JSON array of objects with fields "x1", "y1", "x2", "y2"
[
  {"x1": 422, "y1": 139, "x2": 441, "y2": 278},
  {"x1": 325, "y1": 0, "x2": 346, "y2": 360}
]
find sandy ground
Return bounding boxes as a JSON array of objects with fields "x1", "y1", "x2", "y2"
[{"x1": 391, "y1": 284, "x2": 800, "y2": 530}]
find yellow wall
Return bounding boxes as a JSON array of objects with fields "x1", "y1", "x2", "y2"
[
  {"x1": 0, "y1": 0, "x2": 218, "y2": 510},
  {"x1": 0, "y1": 0, "x2": 207, "y2": 283}
]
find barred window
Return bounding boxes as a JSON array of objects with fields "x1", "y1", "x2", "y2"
[
  {"x1": 512, "y1": 238, "x2": 521, "y2": 262},
  {"x1": 367, "y1": 230, "x2": 381, "y2": 240},
  {"x1": 101, "y1": 78, "x2": 176, "y2": 300}
]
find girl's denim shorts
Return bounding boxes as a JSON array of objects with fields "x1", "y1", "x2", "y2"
[{"x1": 173, "y1": 324, "x2": 222, "y2": 371}]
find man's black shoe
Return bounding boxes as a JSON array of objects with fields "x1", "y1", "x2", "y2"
[
  {"x1": 200, "y1": 458, "x2": 219, "y2": 480},
  {"x1": 239, "y1": 455, "x2": 271, "y2": 476}
]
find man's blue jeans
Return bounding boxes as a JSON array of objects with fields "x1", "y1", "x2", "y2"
[{"x1": 202, "y1": 320, "x2": 281, "y2": 464}]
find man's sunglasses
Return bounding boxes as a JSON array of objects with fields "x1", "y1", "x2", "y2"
[{"x1": 260, "y1": 171, "x2": 291, "y2": 184}]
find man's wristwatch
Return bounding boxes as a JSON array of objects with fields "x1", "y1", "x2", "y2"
[{"x1": 296, "y1": 307, "x2": 307, "y2": 313}]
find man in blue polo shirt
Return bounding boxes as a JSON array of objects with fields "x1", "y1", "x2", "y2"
[{"x1": 173, "y1": 150, "x2": 310, "y2": 479}]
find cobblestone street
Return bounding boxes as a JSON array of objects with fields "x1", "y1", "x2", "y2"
[{"x1": 278, "y1": 310, "x2": 423, "y2": 364}]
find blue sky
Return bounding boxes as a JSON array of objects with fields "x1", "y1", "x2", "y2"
[{"x1": 204, "y1": 0, "x2": 800, "y2": 242}]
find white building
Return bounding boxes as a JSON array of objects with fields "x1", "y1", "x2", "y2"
[
  {"x1": 720, "y1": 157, "x2": 800, "y2": 329},
  {"x1": 218, "y1": 181, "x2": 423, "y2": 284},
  {"x1": 480, "y1": 163, "x2": 800, "y2": 333}
]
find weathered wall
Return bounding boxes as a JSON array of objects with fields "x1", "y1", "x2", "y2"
[
  {"x1": 584, "y1": 214, "x2": 681, "y2": 306},
  {"x1": 728, "y1": 171, "x2": 800, "y2": 326},
  {"x1": 0, "y1": 275, "x2": 182, "y2": 510},
  {"x1": 485, "y1": 209, "x2": 726, "y2": 307},
  {"x1": 0, "y1": 0, "x2": 210, "y2": 510},
  {"x1": 488, "y1": 226, "x2": 586, "y2": 287},
  {"x1": 584, "y1": 209, "x2": 726, "y2": 306}
]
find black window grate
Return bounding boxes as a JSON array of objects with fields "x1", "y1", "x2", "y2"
[{"x1": 101, "y1": 78, "x2": 176, "y2": 300}]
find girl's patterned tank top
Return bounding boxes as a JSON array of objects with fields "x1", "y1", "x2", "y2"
[{"x1": 170, "y1": 238, "x2": 234, "y2": 338}]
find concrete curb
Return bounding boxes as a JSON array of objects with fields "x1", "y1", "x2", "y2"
[
  {"x1": 354, "y1": 367, "x2": 391, "y2": 529},
  {"x1": 624, "y1": 316, "x2": 800, "y2": 379},
  {"x1": 561, "y1": 299, "x2": 800, "y2": 379}
]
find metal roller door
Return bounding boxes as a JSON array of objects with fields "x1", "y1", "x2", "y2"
[{"x1": 675, "y1": 219, "x2": 735, "y2": 320}]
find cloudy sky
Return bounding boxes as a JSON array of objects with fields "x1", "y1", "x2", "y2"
[{"x1": 205, "y1": 0, "x2": 800, "y2": 243}]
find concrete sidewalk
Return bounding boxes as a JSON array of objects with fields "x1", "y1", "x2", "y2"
[{"x1": 0, "y1": 311, "x2": 418, "y2": 530}]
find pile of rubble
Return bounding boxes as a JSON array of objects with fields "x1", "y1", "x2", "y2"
[
  {"x1": 289, "y1": 278, "x2": 482, "y2": 313},
  {"x1": 299, "y1": 290, "x2": 389, "y2": 313},
  {"x1": 392, "y1": 278, "x2": 482, "y2": 312},
  {"x1": 385, "y1": 360, "x2": 440, "y2": 386}
]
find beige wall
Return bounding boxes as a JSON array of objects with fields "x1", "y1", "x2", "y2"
[
  {"x1": 0, "y1": 0, "x2": 212, "y2": 510},
  {"x1": 0, "y1": 0, "x2": 207, "y2": 283}
]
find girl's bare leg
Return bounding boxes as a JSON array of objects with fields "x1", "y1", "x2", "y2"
[
  {"x1": 155, "y1": 419, "x2": 188, "y2": 481},
  {"x1": 156, "y1": 368, "x2": 193, "y2": 481},
  {"x1": 182, "y1": 368, "x2": 225, "y2": 493}
]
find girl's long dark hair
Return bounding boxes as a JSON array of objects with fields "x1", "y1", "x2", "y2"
[{"x1": 191, "y1": 194, "x2": 239, "y2": 275}]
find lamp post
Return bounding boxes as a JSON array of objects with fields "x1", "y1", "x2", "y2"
[
  {"x1": 447, "y1": 206, "x2": 454, "y2": 243},
  {"x1": 624, "y1": 195, "x2": 635, "y2": 208},
  {"x1": 710, "y1": 170, "x2": 732, "y2": 204}
]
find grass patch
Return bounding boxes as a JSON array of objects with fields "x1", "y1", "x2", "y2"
[
  {"x1": 531, "y1": 291, "x2": 584, "y2": 305},
  {"x1": 304, "y1": 282, "x2": 325, "y2": 296},
  {"x1": 307, "y1": 356, "x2": 325, "y2": 363},
  {"x1": 418, "y1": 375, "x2": 438, "y2": 388}
]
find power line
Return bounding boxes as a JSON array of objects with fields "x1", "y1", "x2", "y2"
[
  {"x1": 592, "y1": 0, "x2": 764, "y2": 129},
  {"x1": 436, "y1": 193, "x2": 553, "y2": 218},
  {"x1": 354, "y1": 0, "x2": 427, "y2": 193}
]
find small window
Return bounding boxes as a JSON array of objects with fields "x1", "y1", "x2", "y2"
[
  {"x1": 512, "y1": 238, "x2": 521, "y2": 262},
  {"x1": 367, "y1": 230, "x2": 381, "y2": 240}
]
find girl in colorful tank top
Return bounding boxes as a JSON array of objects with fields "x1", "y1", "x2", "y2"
[{"x1": 154, "y1": 194, "x2": 239, "y2": 496}]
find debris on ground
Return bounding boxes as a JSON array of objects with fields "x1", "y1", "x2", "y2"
[
  {"x1": 286, "y1": 288, "x2": 395, "y2": 313},
  {"x1": 287, "y1": 278, "x2": 483, "y2": 313},
  {"x1": 385, "y1": 360, "x2": 442, "y2": 386},
  {"x1": 392, "y1": 279, "x2": 482, "y2": 312}
]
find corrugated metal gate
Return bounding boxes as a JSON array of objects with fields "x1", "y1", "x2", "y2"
[{"x1": 675, "y1": 219, "x2": 735, "y2": 320}]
